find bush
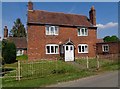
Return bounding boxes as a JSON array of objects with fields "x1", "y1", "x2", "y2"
[{"x1": 2, "y1": 39, "x2": 16, "y2": 64}]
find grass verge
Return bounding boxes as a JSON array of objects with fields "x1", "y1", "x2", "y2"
[{"x1": 2, "y1": 58, "x2": 120, "y2": 88}]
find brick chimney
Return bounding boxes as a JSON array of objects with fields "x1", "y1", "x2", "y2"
[
  {"x1": 28, "y1": 1, "x2": 33, "y2": 11},
  {"x1": 89, "y1": 6, "x2": 96, "y2": 26},
  {"x1": 4, "y1": 26, "x2": 8, "y2": 38}
]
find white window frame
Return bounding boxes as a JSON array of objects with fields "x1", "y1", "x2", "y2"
[
  {"x1": 17, "y1": 49, "x2": 24, "y2": 56},
  {"x1": 78, "y1": 44, "x2": 88, "y2": 53},
  {"x1": 77, "y1": 28, "x2": 88, "y2": 36},
  {"x1": 46, "y1": 25, "x2": 59, "y2": 35},
  {"x1": 46, "y1": 44, "x2": 59, "y2": 54},
  {"x1": 102, "y1": 44, "x2": 109, "y2": 52}
]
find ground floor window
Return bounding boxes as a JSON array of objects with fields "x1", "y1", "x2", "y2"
[
  {"x1": 46, "y1": 44, "x2": 59, "y2": 54},
  {"x1": 102, "y1": 44, "x2": 109, "y2": 52},
  {"x1": 17, "y1": 49, "x2": 24, "y2": 56},
  {"x1": 78, "y1": 44, "x2": 88, "y2": 53}
]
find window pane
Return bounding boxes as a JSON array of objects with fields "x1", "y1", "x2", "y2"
[
  {"x1": 85, "y1": 45, "x2": 88, "y2": 52},
  {"x1": 85, "y1": 28, "x2": 87, "y2": 35},
  {"x1": 105, "y1": 46, "x2": 108, "y2": 51},
  {"x1": 66, "y1": 46, "x2": 68, "y2": 51},
  {"x1": 78, "y1": 46, "x2": 81, "y2": 52},
  {"x1": 78, "y1": 29, "x2": 80, "y2": 35},
  {"x1": 47, "y1": 46, "x2": 50, "y2": 53},
  {"x1": 51, "y1": 46, "x2": 54, "y2": 53},
  {"x1": 70, "y1": 46, "x2": 73, "y2": 50},
  {"x1": 105, "y1": 46, "x2": 107, "y2": 51},
  {"x1": 81, "y1": 29, "x2": 84, "y2": 35},
  {"x1": 20, "y1": 50, "x2": 22, "y2": 54},
  {"x1": 46, "y1": 26, "x2": 49, "y2": 34},
  {"x1": 55, "y1": 46, "x2": 58, "y2": 53},
  {"x1": 55, "y1": 26, "x2": 58, "y2": 34},
  {"x1": 82, "y1": 46, "x2": 84, "y2": 52},
  {"x1": 51, "y1": 27, "x2": 54, "y2": 35}
]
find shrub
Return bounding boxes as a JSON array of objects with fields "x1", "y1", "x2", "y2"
[{"x1": 2, "y1": 39, "x2": 16, "y2": 64}]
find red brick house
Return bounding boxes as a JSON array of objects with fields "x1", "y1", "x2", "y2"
[
  {"x1": 27, "y1": 2, "x2": 97, "y2": 61},
  {"x1": 3, "y1": 26, "x2": 27, "y2": 56}
]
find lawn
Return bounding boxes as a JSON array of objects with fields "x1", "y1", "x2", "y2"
[
  {"x1": 76, "y1": 58, "x2": 119, "y2": 72},
  {"x1": 2, "y1": 58, "x2": 120, "y2": 88}
]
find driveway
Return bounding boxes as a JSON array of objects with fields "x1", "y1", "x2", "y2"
[{"x1": 47, "y1": 71, "x2": 118, "y2": 87}]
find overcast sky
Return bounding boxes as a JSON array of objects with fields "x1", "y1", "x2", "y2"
[{"x1": 1, "y1": 2, "x2": 118, "y2": 39}]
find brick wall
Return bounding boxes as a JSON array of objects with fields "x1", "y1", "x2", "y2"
[
  {"x1": 28, "y1": 25, "x2": 97, "y2": 60},
  {"x1": 96, "y1": 42, "x2": 120, "y2": 54}
]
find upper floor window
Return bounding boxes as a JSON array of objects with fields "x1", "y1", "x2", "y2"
[
  {"x1": 102, "y1": 44, "x2": 109, "y2": 52},
  {"x1": 78, "y1": 28, "x2": 88, "y2": 36},
  {"x1": 46, "y1": 44, "x2": 59, "y2": 54},
  {"x1": 46, "y1": 26, "x2": 59, "y2": 35},
  {"x1": 78, "y1": 44, "x2": 88, "y2": 53}
]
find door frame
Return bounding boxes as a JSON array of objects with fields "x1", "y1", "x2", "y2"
[{"x1": 64, "y1": 44, "x2": 75, "y2": 62}]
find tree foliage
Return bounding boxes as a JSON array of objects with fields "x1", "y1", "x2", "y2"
[
  {"x1": 10, "y1": 18, "x2": 26, "y2": 37},
  {"x1": 2, "y1": 39, "x2": 16, "y2": 64},
  {"x1": 103, "y1": 35, "x2": 119, "y2": 42}
]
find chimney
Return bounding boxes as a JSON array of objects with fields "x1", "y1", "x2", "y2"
[
  {"x1": 4, "y1": 26, "x2": 8, "y2": 38},
  {"x1": 89, "y1": 6, "x2": 96, "y2": 26},
  {"x1": 28, "y1": 1, "x2": 33, "y2": 11}
]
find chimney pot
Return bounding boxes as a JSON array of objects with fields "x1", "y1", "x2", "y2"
[
  {"x1": 28, "y1": 1, "x2": 33, "y2": 11},
  {"x1": 91, "y1": 6, "x2": 95, "y2": 10},
  {"x1": 4, "y1": 26, "x2": 8, "y2": 38}
]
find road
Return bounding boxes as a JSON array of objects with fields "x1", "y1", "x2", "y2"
[{"x1": 47, "y1": 71, "x2": 118, "y2": 87}]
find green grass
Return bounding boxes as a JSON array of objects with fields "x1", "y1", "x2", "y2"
[
  {"x1": 3, "y1": 70, "x2": 95, "y2": 88},
  {"x1": 76, "y1": 58, "x2": 119, "y2": 71},
  {"x1": 16, "y1": 55, "x2": 28, "y2": 60},
  {"x1": 2, "y1": 59, "x2": 120, "y2": 88}
]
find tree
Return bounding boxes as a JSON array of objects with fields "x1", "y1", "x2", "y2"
[
  {"x1": 103, "y1": 36, "x2": 111, "y2": 42},
  {"x1": 10, "y1": 18, "x2": 26, "y2": 37},
  {"x1": 110, "y1": 35, "x2": 119, "y2": 42},
  {"x1": 103, "y1": 35, "x2": 119, "y2": 42},
  {"x1": 2, "y1": 39, "x2": 16, "y2": 64}
]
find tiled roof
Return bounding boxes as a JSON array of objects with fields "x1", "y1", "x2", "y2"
[
  {"x1": 8, "y1": 37, "x2": 27, "y2": 49},
  {"x1": 97, "y1": 39, "x2": 104, "y2": 43},
  {"x1": 28, "y1": 10, "x2": 93, "y2": 27}
]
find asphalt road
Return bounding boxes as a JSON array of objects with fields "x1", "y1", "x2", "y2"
[{"x1": 47, "y1": 71, "x2": 118, "y2": 87}]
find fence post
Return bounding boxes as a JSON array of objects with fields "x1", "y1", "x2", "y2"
[
  {"x1": 86, "y1": 56, "x2": 89, "y2": 69},
  {"x1": 16, "y1": 67, "x2": 17, "y2": 80},
  {"x1": 97, "y1": 55, "x2": 100, "y2": 69},
  {"x1": 18, "y1": 60, "x2": 21, "y2": 81},
  {"x1": 32, "y1": 61, "x2": 33, "y2": 75}
]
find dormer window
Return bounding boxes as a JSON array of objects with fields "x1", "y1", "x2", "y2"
[
  {"x1": 78, "y1": 28, "x2": 88, "y2": 36},
  {"x1": 46, "y1": 26, "x2": 59, "y2": 35}
]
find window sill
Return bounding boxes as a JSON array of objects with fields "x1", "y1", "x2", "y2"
[
  {"x1": 46, "y1": 34, "x2": 59, "y2": 36},
  {"x1": 78, "y1": 52, "x2": 88, "y2": 54},
  {"x1": 46, "y1": 53, "x2": 59, "y2": 54},
  {"x1": 102, "y1": 51, "x2": 109, "y2": 53},
  {"x1": 78, "y1": 35, "x2": 88, "y2": 36}
]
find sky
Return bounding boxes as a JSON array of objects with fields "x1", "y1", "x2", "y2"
[{"x1": 1, "y1": 2, "x2": 118, "y2": 39}]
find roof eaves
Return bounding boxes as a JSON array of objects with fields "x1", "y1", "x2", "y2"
[{"x1": 28, "y1": 21, "x2": 97, "y2": 28}]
